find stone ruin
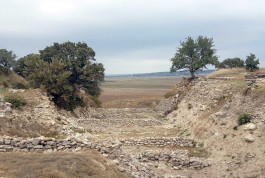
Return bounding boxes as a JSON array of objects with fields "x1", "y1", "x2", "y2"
[{"x1": 245, "y1": 73, "x2": 265, "y2": 87}]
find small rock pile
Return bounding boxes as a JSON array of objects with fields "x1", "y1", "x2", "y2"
[{"x1": 121, "y1": 137, "x2": 195, "y2": 147}]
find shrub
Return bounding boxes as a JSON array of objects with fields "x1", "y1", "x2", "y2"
[
  {"x1": 1, "y1": 81, "x2": 9, "y2": 88},
  {"x1": 4, "y1": 93, "x2": 27, "y2": 108},
  {"x1": 90, "y1": 96, "x2": 102, "y2": 107},
  {"x1": 238, "y1": 113, "x2": 252, "y2": 125},
  {"x1": 198, "y1": 142, "x2": 204, "y2": 147},
  {"x1": 164, "y1": 89, "x2": 178, "y2": 99},
  {"x1": 233, "y1": 126, "x2": 238, "y2": 130},
  {"x1": 11, "y1": 82, "x2": 29, "y2": 89},
  {"x1": 188, "y1": 103, "x2": 193, "y2": 109},
  {"x1": 218, "y1": 57, "x2": 245, "y2": 68}
]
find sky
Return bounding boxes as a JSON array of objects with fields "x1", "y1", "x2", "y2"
[{"x1": 0, "y1": 0, "x2": 265, "y2": 74}]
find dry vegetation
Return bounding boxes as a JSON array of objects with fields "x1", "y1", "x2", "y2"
[
  {"x1": 100, "y1": 76, "x2": 181, "y2": 108},
  {"x1": 0, "y1": 149, "x2": 129, "y2": 178}
]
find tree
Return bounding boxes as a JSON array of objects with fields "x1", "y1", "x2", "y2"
[
  {"x1": 170, "y1": 36, "x2": 218, "y2": 78},
  {"x1": 39, "y1": 41, "x2": 105, "y2": 97},
  {"x1": 0, "y1": 49, "x2": 16, "y2": 74},
  {"x1": 218, "y1": 57, "x2": 245, "y2": 68},
  {"x1": 14, "y1": 42, "x2": 105, "y2": 110},
  {"x1": 13, "y1": 54, "x2": 41, "y2": 78},
  {"x1": 245, "y1": 53, "x2": 259, "y2": 72}
]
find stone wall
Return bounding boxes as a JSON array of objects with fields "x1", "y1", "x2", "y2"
[
  {"x1": 120, "y1": 137, "x2": 195, "y2": 147},
  {"x1": 140, "y1": 150, "x2": 210, "y2": 170},
  {"x1": 78, "y1": 118, "x2": 162, "y2": 127},
  {"x1": 245, "y1": 73, "x2": 265, "y2": 87},
  {"x1": 0, "y1": 137, "x2": 86, "y2": 152}
]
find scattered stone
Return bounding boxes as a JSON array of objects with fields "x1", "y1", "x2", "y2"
[
  {"x1": 244, "y1": 123, "x2": 257, "y2": 131},
  {"x1": 244, "y1": 135, "x2": 255, "y2": 142}
]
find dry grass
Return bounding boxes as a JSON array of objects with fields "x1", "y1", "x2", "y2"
[
  {"x1": 100, "y1": 76, "x2": 181, "y2": 108},
  {"x1": 0, "y1": 70, "x2": 28, "y2": 88},
  {"x1": 0, "y1": 149, "x2": 128, "y2": 178},
  {"x1": 208, "y1": 68, "x2": 247, "y2": 80},
  {"x1": 0, "y1": 116, "x2": 61, "y2": 138}
]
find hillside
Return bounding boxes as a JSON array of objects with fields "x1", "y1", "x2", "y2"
[{"x1": 0, "y1": 68, "x2": 264, "y2": 177}]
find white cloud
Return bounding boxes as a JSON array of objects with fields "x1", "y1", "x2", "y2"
[{"x1": 0, "y1": 0, "x2": 265, "y2": 73}]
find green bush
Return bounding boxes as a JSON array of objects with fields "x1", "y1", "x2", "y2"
[
  {"x1": 4, "y1": 93, "x2": 27, "y2": 108},
  {"x1": 198, "y1": 142, "x2": 204, "y2": 147},
  {"x1": 238, "y1": 113, "x2": 252, "y2": 125},
  {"x1": 90, "y1": 96, "x2": 102, "y2": 107},
  {"x1": 11, "y1": 82, "x2": 29, "y2": 89}
]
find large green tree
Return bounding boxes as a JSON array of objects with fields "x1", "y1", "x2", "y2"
[
  {"x1": 245, "y1": 53, "x2": 259, "y2": 72},
  {"x1": 14, "y1": 42, "x2": 105, "y2": 110},
  {"x1": 170, "y1": 36, "x2": 218, "y2": 78},
  {"x1": 0, "y1": 49, "x2": 16, "y2": 74},
  {"x1": 39, "y1": 41, "x2": 105, "y2": 96}
]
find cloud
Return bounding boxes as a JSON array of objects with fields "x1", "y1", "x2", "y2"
[{"x1": 0, "y1": 0, "x2": 264, "y2": 74}]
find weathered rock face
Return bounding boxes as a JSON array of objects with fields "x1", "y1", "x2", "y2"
[
  {"x1": 154, "y1": 94, "x2": 179, "y2": 115},
  {"x1": 154, "y1": 78, "x2": 199, "y2": 116}
]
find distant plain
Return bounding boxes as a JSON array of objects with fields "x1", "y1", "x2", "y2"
[{"x1": 100, "y1": 76, "x2": 182, "y2": 108}]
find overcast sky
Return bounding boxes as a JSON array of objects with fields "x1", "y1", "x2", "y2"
[{"x1": 0, "y1": 0, "x2": 264, "y2": 74}]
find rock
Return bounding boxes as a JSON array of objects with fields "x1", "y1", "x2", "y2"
[
  {"x1": 34, "y1": 145, "x2": 44, "y2": 149},
  {"x1": 32, "y1": 139, "x2": 41, "y2": 145},
  {"x1": 118, "y1": 166, "x2": 125, "y2": 172},
  {"x1": 244, "y1": 123, "x2": 257, "y2": 131},
  {"x1": 112, "y1": 159, "x2": 120, "y2": 165},
  {"x1": 245, "y1": 135, "x2": 255, "y2": 142}
]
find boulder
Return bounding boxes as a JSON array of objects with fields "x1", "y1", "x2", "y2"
[
  {"x1": 244, "y1": 135, "x2": 255, "y2": 142},
  {"x1": 244, "y1": 123, "x2": 257, "y2": 131}
]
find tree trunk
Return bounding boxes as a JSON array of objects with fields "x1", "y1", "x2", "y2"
[{"x1": 190, "y1": 71, "x2": 195, "y2": 79}]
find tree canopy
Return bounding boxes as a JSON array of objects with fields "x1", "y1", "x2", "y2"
[
  {"x1": 14, "y1": 41, "x2": 105, "y2": 110},
  {"x1": 245, "y1": 53, "x2": 259, "y2": 72},
  {"x1": 170, "y1": 36, "x2": 218, "y2": 78},
  {"x1": 218, "y1": 57, "x2": 245, "y2": 68},
  {"x1": 0, "y1": 49, "x2": 16, "y2": 74}
]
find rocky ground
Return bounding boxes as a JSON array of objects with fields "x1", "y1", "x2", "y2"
[{"x1": 0, "y1": 68, "x2": 265, "y2": 178}]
